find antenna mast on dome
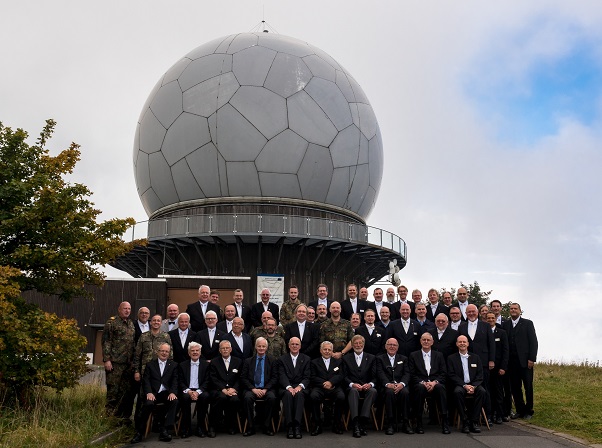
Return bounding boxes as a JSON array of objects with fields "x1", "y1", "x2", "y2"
[{"x1": 250, "y1": 10, "x2": 279, "y2": 34}]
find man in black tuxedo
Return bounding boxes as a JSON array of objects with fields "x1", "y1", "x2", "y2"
[
  {"x1": 217, "y1": 304, "x2": 236, "y2": 334},
  {"x1": 168, "y1": 313, "x2": 196, "y2": 363},
  {"x1": 194, "y1": 311, "x2": 226, "y2": 361},
  {"x1": 425, "y1": 289, "x2": 448, "y2": 322},
  {"x1": 502, "y1": 303, "x2": 538, "y2": 419},
  {"x1": 355, "y1": 309, "x2": 385, "y2": 355},
  {"x1": 409, "y1": 332, "x2": 450, "y2": 434},
  {"x1": 250, "y1": 288, "x2": 280, "y2": 328},
  {"x1": 134, "y1": 307, "x2": 150, "y2": 345},
  {"x1": 486, "y1": 312, "x2": 509, "y2": 424},
  {"x1": 308, "y1": 284, "x2": 333, "y2": 318},
  {"x1": 209, "y1": 340, "x2": 242, "y2": 436},
  {"x1": 131, "y1": 343, "x2": 178, "y2": 444},
  {"x1": 385, "y1": 303, "x2": 422, "y2": 357},
  {"x1": 489, "y1": 300, "x2": 506, "y2": 326},
  {"x1": 240, "y1": 337, "x2": 278, "y2": 436},
  {"x1": 186, "y1": 284, "x2": 222, "y2": 332},
  {"x1": 452, "y1": 287, "x2": 470, "y2": 321},
  {"x1": 447, "y1": 335, "x2": 486, "y2": 433},
  {"x1": 177, "y1": 341, "x2": 210, "y2": 438},
  {"x1": 377, "y1": 338, "x2": 412, "y2": 435},
  {"x1": 230, "y1": 289, "x2": 253, "y2": 333},
  {"x1": 341, "y1": 284, "x2": 375, "y2": 324},
  {"x1": 278, "y1": 337, "x2": 311, "y2": 439},
  {"x1": 428, "y1": 313, "x2": 459, "y2": 360},
  {"x1": 284, "y1": 304, "x2": 320, "y2": 358},
  {"x1": 309, "y1": 341, "x2": 345, "y2": 435},
  {"x1": 342, "y1": 335, "x2": 378, "y2": 438},
  {"x1": 449, "y1": 306, "x2": 463, "y2": 331},
  {"x1": 226, "y1": 317, "x2": 252, "y2": 360}
]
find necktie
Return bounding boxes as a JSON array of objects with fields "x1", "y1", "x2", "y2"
[
  {"x1": 461, "y1": 353, "x2": 470, "y2": 383},
  {"x1": 468, "y1": 321, "x2": 477, "y2": 340},
  {"x1": 224, "y1": 358, "x2": 230, "y2": 371},
  {"x1": 209, "y1": 329, "x2": 215, "y2": 346},
  {"x1": 403, "y1": 320, "x2": 409, "y2": 332},
  {"x1": 424, "y1": 353, "x2": 431, "y2": 375},
  {"x1": 254, "y1": 357, "x2": 264, "y2": 387},
  {"x1": 356, "y1": 355, "x2": 361, "y2": 367},
  {"x1": 190, "y1": 362, "x2": 199, "y2": 389},
  {"x1": 159, "y1": 360, "x2": 165, "y2": 376},
  {"x1": 168, "y1": 321, "x2": 175, "y2": 325},
  {"x1": 292, "y1": 356, "x2": 297, "y2": 368}
]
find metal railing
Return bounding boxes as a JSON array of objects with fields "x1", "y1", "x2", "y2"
[{"x1": 124, "y1": 213, "x2": 406, "y2": 258}]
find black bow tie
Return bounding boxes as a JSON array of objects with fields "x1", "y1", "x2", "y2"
[{"x1": 168, "y1": 321, "x2": 175, "y2": 325}]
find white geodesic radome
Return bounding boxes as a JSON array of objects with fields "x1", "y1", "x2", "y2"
[{"x1": 133, "y1": 32, "x2": 383, "y2": 219}]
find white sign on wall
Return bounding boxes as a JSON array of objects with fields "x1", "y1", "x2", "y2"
[{"x1": 256, "y1": 274, "x2": 285, "y2": 307}]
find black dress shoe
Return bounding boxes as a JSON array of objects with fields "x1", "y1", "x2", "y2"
[
  {"x1": 287, "y1": 426, "x2": 295, "y2": 439},
  {"x1": 159, "y1": 430, "x2": 172, "y2": 442},
  {"x1": 195, "y1": 428, "x2": 207, "y2": 437},
  {"x1": 263, "y1": 428, "x2": 275, "y2": 436},
  {"x1": 332, "y1": 425, "x2": 343, "y2": 434},
  {"x1": 228, "y1": 427, "x2": 237, "y2": 435},
  {"x1": 243, "y1": 429, "x2": 256, "y2": 436},
  {"x1": 502, "y1": 416, "x2": 510, "y2": 422},
  {"x1": 294, "y1": 426, "x2": 302, "y2": 439},
  {"x1": 487, "y1": 418, "x2": 494, "y2": 426},
  {"x1": 180, "y1": 429, "x2": 191, "y2": 438},
  {"x1": 385, "y1": 424, "x2": 394, "y2": 435},
  {"x1": 462, "y1": 422, "x2": 470, "y2": 433},
  {"x1": 207, "y1": 427, "x2": 216, "y2": 438},
  {"x1": 510, "y1": 412, "x2": 521, "y2": 419},
  {"x1": 353, "y1": 424, "x2": 361, "y2": 438},
  {"x1": 414, "y1": 424, "x2": 424, "y2": 434},
  {"x1": 359, "y1": 426, "x2": 368, "y2": 436},
  {"x1": 311, "y1": 425, "x2": 323, "y2": 436},
  {"x1": 402, "y1": 421, "x2": 414, "y2": 434},
  {"x1": 495, "y1": 417, "x2": 503, "y2": 424},
  {"x1": 470, "y1": 423, "x2": 481, "y2": 433},
  {"x1": 442, "y1": 424, "x2": 451, "y2": 434},
  {"x1": 130, "y1": 432, "x2": 143, "y2": 444}
]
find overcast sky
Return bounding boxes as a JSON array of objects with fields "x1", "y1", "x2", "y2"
[{"x1": 2, "y1": 1, "x2": 601, "y2": 363}]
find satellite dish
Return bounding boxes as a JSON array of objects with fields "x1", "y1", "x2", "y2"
[
  {"x1": 391, "y1": 272, "x2": 401, "y2": 287},
  {"x1": 389, "y1": 259, "x2": 400, "y2": 286}
]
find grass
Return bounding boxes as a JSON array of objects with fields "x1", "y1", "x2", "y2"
[
  {"x1": 0, "y1": 378, "x2": 123, "y2": 448},
  {"x1": 530, "y1": 360, "x2": 602, "y2": 444}
]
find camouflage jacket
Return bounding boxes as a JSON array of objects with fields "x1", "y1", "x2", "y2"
[
  {"x1": 133, "y1": 331, "x2": 172, "y2": 375},
  {"x1": 319, "y1": 318, "x2": 354, "y2": 352},
  {"x1": 250, "y1": 325, "x2": 285, "y2": 341},
  {"x1": 262, "y1": 334, "x2": 287, "y2": 358},
  {"x1": 102, "y1": 315, "x2": 135, "y2": 364},
  {"x1": 279, "y1": 299, "x2": 302, "y2": 326}
]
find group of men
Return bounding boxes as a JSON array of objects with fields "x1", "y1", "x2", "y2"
[{"x1": 102, "y1": 282, "x2": 538, "y2": 442}]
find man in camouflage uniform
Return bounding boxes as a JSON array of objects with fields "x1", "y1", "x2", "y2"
[
  {"x1": 133, "y1": 314, "x2": 172, "y2": 379},
  {"x1": 102, "y1": 301, "x2": 136, "y2": 420},
  {"x1": 279, "y1": 285, "x2": 302, "y2": 327},
  {"x1": 259, "y1": 317, "x2": 287, "y2": 358},
  {"x1": 250, "y1": 310, "x2": 285, "y2": 340},
  {"x1": 319, "y1": 301, "x2": 353, "y2": 359}
]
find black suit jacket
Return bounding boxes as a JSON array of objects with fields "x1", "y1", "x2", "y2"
[
  {"x1": 416, "y1": 319, "x2": 436, "y2": 333},
  {"x1": 278, "y1": 353, "x2": 311, "y2": 389},
  {"x1": 194, "y1": 328, "x2": 227, "y2": 361},
  {"x1": 168, "y1": 328, "x2": 197, "y2": 363},
  {"x1": 429, "y1": 327, "x2": 459, "y2": 360},
  {"x1": 408, "y1": 349, "x2": 447, "y2": 385},
  {"x1": 502, "y1": 317, "x2": 538, "y2": 368},
  {"x1": 340, "y1": 299, "x2": 376, "y2": 324},
  {"x1": 177, "y1": 358, "x2": 209, "y2": 393},
  {"x1": 342, "y1": 351, "x2": 377, "y2": 386},
  {"x1": 447, "y1": 352, "x2": 483, "y2": 388},
  {"x1": 240, "y1": 354, "x2": 278, "y2": 391},
  {"x1": 230, "y1": 303, "x2": 253, "y2": 332},
  {"x1": 284, "y1": 321, "x2": 320, "y2": 358},
  {"x1": 385, "y1": 319, "x2": 422, "y2": 357},
  {"x1": 308, "y1": 299, "x2": 333, "y2": 318},
  {"x1": 376, "y1": 353, "x2": 410, "y2": 388},
  {"x1": 226, "y1": 332, "x2": 253, "y2": 360},
  {"x1": 355, "y1": 325, "x2": 385, "y2": 355},
  {"x1": 186, "y1": 301, "x2": 222, "y2": 332},
  {"x1": 142, "y1": 358, "x2": 179, "y2": 395},
  {"x1": 425, "y1": 303, "x2": 449, "y2": 322},
  {"x1": 458, "y1": 320, "x2": 495, "y2": 366},
  {"x1": 216, "y1": 320, "x2": 233, "y2": 334},
  {"x1": 310, "y1": 356, "x2": 344, "y2": 388},
  {"x1": 133, "y1": 320, "x2": 148, "y2": 345},
  {"x1": 250, "y1": 302, "x2": 280, "y2": 328},
  {"x1": 491, "y1": 326, "x2": 509, "y2": 371},
  {"x1": 209, "y1": 356, "x2": 242, "y2": 391}
]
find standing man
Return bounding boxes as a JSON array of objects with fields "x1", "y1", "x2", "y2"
[
  {"x1": 309, "y1": 284, "x2": 332, "y2": 318},
  {"x1": 262, "y1": 317, "x2": 287, "y2": 358},
  {"x1": 226, "y1": 317, "x2": 252, "y2": 360},
  {"x1": 447, "y1": 335, "x2": 486, "y2": 434},
  {"x1": 385, "y1": 303, "x2": 421, "y2": 357},
  {"x1": 359, "y1": 286, "x2": 370, "y2": 301},
  {"x1": 315, "y1": 304, "x2": 329, "y2": 325},
  {"x1": 217, "y1": 304, "x2": 237, "y2": 334},
  {"x1": 453, "y1": 287, "x2": 470, "y2": 320},
  {"x1": 177, "y1": 341, "x2": 211, "y2": 438},
  {"x1": 102, "y1": 301, "x2": 136, "y2": 421},
  {"x1": 230, "y1": 289, "x2": 252, "y2": 332},
  {"x1": 377, "y1": 338, "x2": 412, "y2": 435},
  {"x1": 319, "y1": 301, "x2": 354, "y2": 359},
  {"x1": 310, "y1": 341, "x2": 345, "y2": 435},
  {"x1": 133, "y1": 307, "x2": 150, "y2": 345},
  {"x1": 441, "y1": 291, "x2": 453, "y2": 311},
  {"x1": 503, "y1": 303, "x2": 538, "y2": 420},
  {"x1": 187, "y1": 285, "x2": 222, "y2": 332},
  {"x1": 209, "y1": 340, "x2": 242, "y2": 436},
  {"x1": 487, "y1": 312, "x2": 509, "y2": 424},
  {"x1": 195, "y1": 310, "x2": 226, "y2": 361},
  {"x1": 343, "y1": 335, "x2": 378, "y2": 438},
  {"x1": 168, "y1": 312, "x2": 196, "y2": 363},
  {"x1": 134, "y1": 314, "x2": 172, "y2": 379},
  {"x1": 341, "y1": 284, "x2": 374, "y2": 323},
  {"x1": 409, "y1": 332, "x2": 450, "y2": 434},
  {"x1": 372, "y1": 288, "x2": 385, "y2": 323},
  {"x1": 280, "y1": 285, "x2": 302, "y2": 327},
  {"x1": 425, "y1": 289, "x2": 447, "y2": 322},
  {"x1": 160, "y1": 304, "x2": 180, "y2": 333},
  {"x1": 355, "y1": 309, "x2": 385, "y2": 355},
  {"x1": 490, "y1": 299, "x2": 505, "y2": 325},
  {"x1": 130, "y1": 343, "x2": 179, "y2": 444},
  {"x1": 278, "y1": 337, "x2": 311, "y2": 439},
  {"x1": 377, "y1": 306, "x2": 392, "y2": 329},
  {"x1": 240, "y1": 337, "x2": 278, "y2": 436},
  {"x1": 284, "y1": 304, "x2": 320, "y2": 358},
  {"x1": 384, "y1": 287, "x2": 401, "y2": 320},
  {"x1": 396, "y1": 285, "x2": 414, "y2": 319},
  {"x1": 415, "y1": 303, "x2": 435, "y2": 332},
  {"x1": 250, "y1": 288, "x2": 280, "y2": 328},
  {"x1": 449, "y1": 306, "x2": 463, "y2": 331}
]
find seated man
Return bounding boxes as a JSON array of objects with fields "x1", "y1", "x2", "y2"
[
  {"x1": 177, "y1": 341, "x2": 211, "y2": 438},
  {"x1": 377, "y1": 338, "x2": 412, "y2": 435},
  {"x1": 409, "y1": 332, "x2": 450, "y2": 434},
  {"x1": 278, "y1": 337, "x2": 311, "y2": 439},
  {"x1": 342, "y1": 335, "x2": 377, "y2": 438},
  {"x1": 448, "y1": 335, "x2": 487, "y2": 433},
  {"x1": 131, "y1": 343, "x2": 178, "y2": 444},
  {"x1": 309, "y1": 341, "x2": 345, "y2": 435},
  {"x1": 240, "y1": 337, "x2": 278, "y2": 436},
  {"x1": 208, "y1": 340, "x2": 242, "y2": 436}
]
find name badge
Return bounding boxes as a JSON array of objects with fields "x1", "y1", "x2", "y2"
[
  {"x1": 413, "y1": 332, "x2": 418, "y2": 335},
  {"x1": 495, "y1": 338, "x2": 500, "y2": 341},
  {"x1": 470, "y1": 364, "x2": 477, "y2": 368},
  {"x1": 232, "y1": 369, "x2": 238, "y2": 373},
  {"x1": 397, "y1": 361, "x2": 403, "y2": 365},
  {"x1": 334, "y1": 367, "x2": 339, "y2": 371},
  {"x1": 215, "y1": 339, "x2": 220, "y2": 344},
  {"x1": 376, "y1": 333, "x2": 382, "y2": 337}
]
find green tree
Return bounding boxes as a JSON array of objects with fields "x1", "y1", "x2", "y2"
[
  {"x1": 0, "y1": 119, "x2": 140, "y2": 300},
  {"x1": 440, "y1": 281, "x2": 512, "y2": 318},
  {"x1": 0, "y1": 120, "x2": 144, "y2": 406}
]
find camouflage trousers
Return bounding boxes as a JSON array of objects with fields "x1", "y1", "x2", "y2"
[{"x1": 105, "y1": 363, "x2": 135, "y2": 419}]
